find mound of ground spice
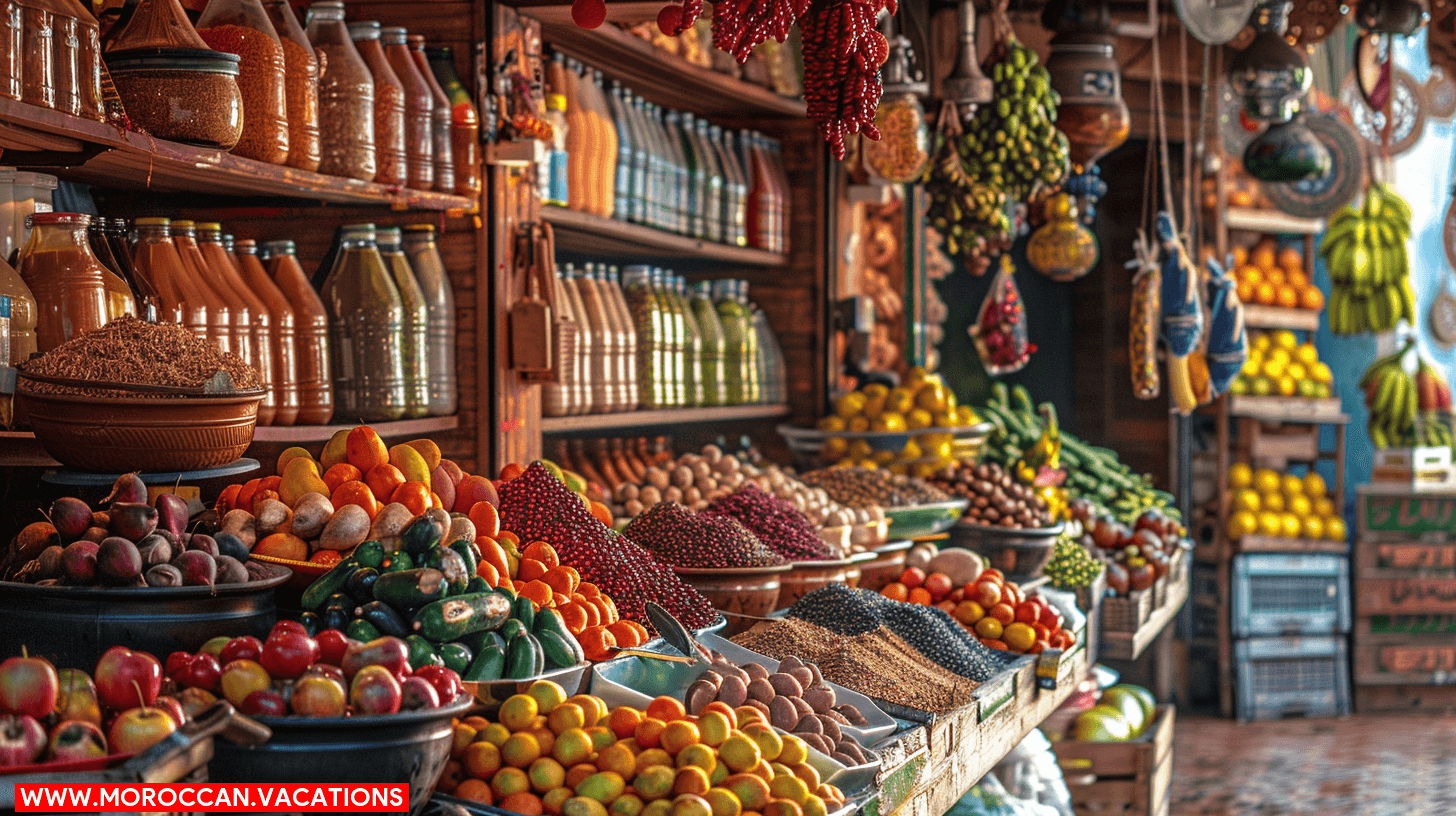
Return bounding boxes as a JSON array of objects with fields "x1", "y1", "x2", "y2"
[
  {"x1": 23, "y1": 317, "x2": 259, "y2": 397},
  {"x1": 733, "y1": 617, "x2": 981, "y2": 713}
]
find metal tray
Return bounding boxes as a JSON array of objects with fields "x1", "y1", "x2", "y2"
[{"x1": 883, "y1": 499, "x2": 971, "y2": 539}]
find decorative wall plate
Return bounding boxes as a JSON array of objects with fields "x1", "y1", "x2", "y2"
[
  {"x1": 1262, "y1": 113, "x2": 1366, "y2": 217},
  {"x1": 1340, "y1": 68, "x2": 1427, "y2": 155},
  {"x1": 1428, "y1": 67, "x2": 1456, "y2": 119},
  {"x1": 1430, "y1": 273, "x2": 1456, "y2": 348}
]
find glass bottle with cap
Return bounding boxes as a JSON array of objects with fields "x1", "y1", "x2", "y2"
[
  {"x1": 382, "y1": 27, "x2": 432, "y2": 191},
  {"x1": 263, "y1": 239, "x2": 332, "y2": 424},
  {"x1": 196, "y1": 0, "x2": 289, "y2": 164},
  {"x1": 426, "y1": 46, "x2": 480, "y2": 198},
  {"x1": 0, "y1": 294, "x2": 12, "y2": 427},
  {"x1": 235, "y1": 238, "x2": 299, "y2": 425},
  {"x1": 400, "y1": 224, "x2": 455, "y2": 416},
  {"x1": 305, "y1": 1, "x2": 374, "y2": 181},
  {"x1": 0, "y1": 242, "x2": 36, "y2": 366},
  {"x1": 198, "y1": 222, "x2": 275, "y2": 424},
  {"x1": 376, "y1": 227, "x2": 428, "y2": 418},
  {"x1": 604, "y1": 266, "x2": 638, "y2": 410},
  {"x1": 407, "y1": 34, "x2": 452, "y2": 195},
  {"x1": 131, "y1": 217, "x2": 209, "y2": 341},
  {"x1": 18, "y1": 0, "x2": 55, "y2": 109},
  {"x1": 170, "y1": 219, "x2": 240, "y2": 359},
  {"x1": 349, "y1": 21, "x2": 406, "y2": 187},
  {"x1": 621, "y1": 265, "x2": 664, "y2": 408},
  {"x1": 262, "y1": 0, "x2": 320, "y2": 172},
  {"x1": 16, "y1": 212, "x2": 110, "y2": 352},
  {"x1": 320, "y1": 223, "x2": 405, "y2": 421}
]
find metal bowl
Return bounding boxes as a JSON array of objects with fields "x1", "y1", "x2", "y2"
[
  {"x1": 777, "y1": 422, "x2": 993, "y2": 468},
  {"x1": 946, "y1": 521, "x2": 1065, "y2": 581}
]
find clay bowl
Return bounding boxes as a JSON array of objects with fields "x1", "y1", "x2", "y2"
[
  {"x1": 857, "y1": 540, "x2": 913, "y2": 592},
  {"x1": 674, "y1": 565, "x2": 789, "y2": 635},
  {"x1": 775, "y1": 558, "x2": 855, "y2": 611}
]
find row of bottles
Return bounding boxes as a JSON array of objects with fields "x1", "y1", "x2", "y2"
[
  {"x1": 544, "y1": 263, "x2": 786, "y2": 418},
  {"x1": 0, "y1": 210, "x2": 457, "y2": 427},
  {"x1": 96, "y1": 0, "x2": 481, "y2": 194},
  {"x1": 539, "y1": 50, "x2": 790, "y2": 254},
  {"x1": 0, "y1": 0, "x2": 106, "y2": 120}
]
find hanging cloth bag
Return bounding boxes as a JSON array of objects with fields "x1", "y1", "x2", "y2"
[
  {"x1": 1203, "y1": 254, "x2": 1248, "y2": 396},
  {"x1": 1157, "y1": 211, "x2": 1203, "y2": 357}
]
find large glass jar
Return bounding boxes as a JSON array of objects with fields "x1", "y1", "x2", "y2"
[
  {"x1": 376, "y1": 227, "x2": 427, "y2": 418},
  {"x1": 0, "y1": 0, "x2": 19, "y2": 101},
  {"x1": 196, "y1": 0, "x2": 289, "y2": 164},
  {"x1": 348, "y1": 21, "x2": 404, "y2": 187},
  {"x1": 16, "y1": 213, "x2": 109, "y2": 352},
  {"x1": 382, "y1": 27, "x2": 431, "y2": 191},
  {"x1": 51, "y1": 0, "x2": 100, "y2": 119},
  {"x1": 400, "y1": 224, "x2": 455, "y2": 416},
  {"x1": 17, "y1": 0, "x2": 54, "y2": 108},
  {"x1": 106, "y1": 50, "x2": 243, "y2": 149},
  {"x1": 408, "y1": 34, "x2": 452, "y2": 194},
  {"x1": 320, "y1": 224, "x2": 405, "y2": 422},
  {"x1": 863, "y1": 91, "x2": 930, "y2": 183},
  {"x1": 305, "y1": 1, "x2": 373, "y2": 181},
  {"x1": 262, "y1": 239, "x2": 332, "y2": 424},
  {"x1": 262, "y1": 0, "x2": 319, "y2": 172}
]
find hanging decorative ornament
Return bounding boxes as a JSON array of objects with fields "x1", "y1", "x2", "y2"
[
  {"x1": 1158, "y1": 212, "x2": 1203, "y2": 360},
  {"x1": 1286, "y1": 0, "x2": 1349, "y2": 45},
  {"x1": 941, "y1": 0, "x2": 994, "y2": 114},
  {"x1": 1203, "y1": 256, "x2": 1248, "y2": 397},
  {"x1": 1027, "y1": 193, "x2": 1098, "y2": 281},
  {"x1": 1262, "y1": 113, "x2": 1366, "y2": 218},
  {"x1": 1340, "y1": 67, "x2": 1428, "y2": 154},
  {"x1": 1229, "y1": 0, "x2": 1330, "y2": 182},
  {"x1": 863, "y1": 21, "x2": 931, "y2": 184},
  {"x1": 1127, "y1": 230, "x2": 1161, "y2": 400},
  {"x1": 1355, "y1": 0, "x2": 1427, "y2": 36},
  {"x1": 1175, "y1": 0, "x2": 1257, "y2": 44},
  {"x1": 1041, "y1": 0, "x2": 1130, "y2": 224},
  {"x1": 971, "y1": 255, "x2": 1036, "y2": 375}
]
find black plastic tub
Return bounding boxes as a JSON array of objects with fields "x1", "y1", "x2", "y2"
[
  {"x1": 0, "y1": 566, "x2": 290, "y2": 670},
  {"x1": 209, "y1": 694, "x2": 475, "y2": 816}
]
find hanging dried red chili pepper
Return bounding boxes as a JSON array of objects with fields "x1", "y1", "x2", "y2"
[{"x1": 657, "y1": 0, "x2": 705, "y2": 36}]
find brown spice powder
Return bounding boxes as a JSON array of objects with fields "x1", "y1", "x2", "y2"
[
  {"x1": 733, "y1": 618, "x2": 980, "y2": 713},
  {"x1": 24, "y1": 317, "x2": 259, "y2": 398}
]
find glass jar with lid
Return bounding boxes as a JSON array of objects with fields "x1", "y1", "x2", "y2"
[
  {"x1": 305, "y1": 1, "x2": 373, "y2": 181},
  {"x1": 261, "y1": 0, "x2": 319, "y2": 172},
  {"x1": 348, "y1": 21, "x2": 405, "y2": 187},
  {"x1": 400, "y1": 224, "x2": 455, "y2": 415},
  {"x1": 17, "y1": 0, "x2": 55, "y2": 109},
  {"x1": 196, "y1": 0, "x2": 289, "y2": 164},
  {"x1": 106, "y1": 49, "x2": 243, "y2": 149},
  {"x1": 16, "y1": 213, "x2": 110, "y2": 352},
  {"x1": 320, "y1": 224, "x2": 405, "y2": 421},
  {"x1": 407, "y1": 35, "x2": 452, "y2": 194},
  {"x1": 382, "y1": 27, "x2": 432, "y2": 191}
]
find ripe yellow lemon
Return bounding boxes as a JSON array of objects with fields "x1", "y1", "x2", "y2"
[
  {"x1": 1304, "y1": 472, "x2": 1328, "y2": 498},
  {"x1": 1228, "y1": 463, "x2": 1254, "y2": 490}
]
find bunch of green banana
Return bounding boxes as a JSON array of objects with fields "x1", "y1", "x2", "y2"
[
  {"x1": 1361, "y1": 339, "x2": 1417, "y2": 448},
  {"x1": 924, "y1": 132, "x2": 1011, "y2": 274},
  {"x1": 1319, "y1": 183, "x2": 1416, "y2": 335},
  {"x1": 964, "y1": 36, "x2": 1069, "y2": 202}
]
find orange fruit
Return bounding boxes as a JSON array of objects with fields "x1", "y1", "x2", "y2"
[
  {"x1": 364, "y1": 463, "x2": 406, "y2": 503},
  {"x1": 331, "y1": 480, "x2": 380, "y2": 520},
  {"x1": 608, "y1": 620, "x2": 646, "y2": 648},
  {"x1": 322, "y1": 463, "x2": 363, "y2": 494},
  {"x1": 577, "y1": 626, "x2": 617, "y2": 662},
  {"x1": 479, "y1": 538, "x2": 511, "y2": 578},
  {"x1": 470, "y1": 501, "x2": 502, "y2": 538},
  {"x1": 981, "y1": 638, "x2": 1008, "y2": 650},
  {"x1": 589, "y1": 501, "x2": 613, "y2": 526},
  {"x1": 1278, "y1": 246, "x2": 1303, "y2": 271},
  {"x1": 518, "y1": 558, "x2": 549, "y2": 583},
  {"x1": 559, "y1": 603, "x2": 589, "y2": 634},
  {"x1": 1285, "y1": 269, "x2": 1309, "y2": 288},
  {"x1": 1251, "y1": 244, "x2": 1277, "y2": 271},
  {"x1": 1300, "y1": 287, "x2": 1324, "y2": 310},
  {"x1": 660, "y1": 720, "x2": 700, "y2": 754},
  {"x1": 464, "y1": 741, "x2": 503, "y2": 778},
  {"x1": 635, "y1": 718, "x2": 667, "y2": 750},
  {"x1": 1275, "y1": 285, "x2": 1299, "y2": 309},
  {"x1": 880, "y1": 583, "x2": 908, "y2": 602},
  {"x1": 898, "y1": 567, "x2": 926, "y2": 589},
  {"x1": 1237, "y1": 265, "x2": 1264, "y2": 286},
  {"x1": 498, "y1": 792, "x2": 545, "y2": 815},
  {"x1": 1255, "y1": 282, "x2": 1276, "y2": 305},
  {"x1": 1264, "y1": 267, "x2": 1286, "y2": 287},
  {"x1": 477, "y1": 561, "x2": 502, "y2": 588},
  {"x1": 542, "y1": 565, "x2": 582, "y2": 595},
  {"x1": 523, "y1": 540, "x2": 560, "y2": 567},
  {"x1": 391, "y1": 480, "x2": 433, "y2": 516},
  {"x1": 216, "y1": 483, "x2": 241, "y2": 515},
  {"x1": 907, "y1": 587, "x2": 932, "y2": 605},
  {"x1": 1237, "y1": 281, "x2": 1258, "y2": 304},
  {"x1": 345, "y1": 425, "x2": 390, "y2": 472},
  {"x1": 455, "y1": 779, "x2": 494, "y2": 805},
  {"x1": 609, "y1": 707, "x2": 644, "y2": 739},
  {"x1": 988, "y1": 602, "x2": 1016, "y2": 625},
  {"x1": 254, "y1": 532, "x2": 308, "y2": 561},
  {"x1": 646, "y1": 696, "x2": 686, "y2": 723},
  {"x1": 520, "y1": 581, "x2": 555, "y2": 608}
]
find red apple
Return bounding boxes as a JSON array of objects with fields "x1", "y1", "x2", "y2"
[
  {"x1": 291, "y1": 675, "x2": 347, "y2": 717},
  {"x1": 1128, "y1": 562, "x2": 1155, "y2": 592},
  {"x1": 53, "y1": 669, "x2": 100, "y2": 726},
  {"x1": 107, "y1": 706, "x2": 176, "y2": 754},
  {"x1": 218, "y1": 636, "x2": 263, "y2": 666},
  {"x1": 198, "y1": 636, "x2": 231, "y2": 658},
  {"x1": 304, "y1": 664, "x2": 346, "y2": 686},
  {"x1": 219, "y1": 660, "x2": 271, "y2": 707},
  {"x1": 349, "y1": 666, "x2": 401, "y2": 715},
  {"x1": 152, "y1": 696, "x2": 187, "y2": 727},
  {"x1": 47, "y1": 720, "x2": 107, "y2": 762},
  {"x1": 176, "y1": 654, "x2": 221, "y2": 693},
  {"x1": 412, "y1": 665, "x2": 462, "y2": 705},
  {"x1": 240, "y1": 689, "x2": 287, "y2": 717},
  {"x1": 260, "y1": 632, "x2": 320, "y2": 680},
  {"x1": 0, "y1": 714, "x2": 45, "y2": 766},
  {"x1": 0, "y1": 653, "x2": 59, "y2": 719},
  {"x1": 174, "y1": 687, "x2": 216, "y2": 719},
  {"x1": 94, "y1": 647, "x2": 161, "y2": 711},
  {"x1": 400, "y1": 676, "x2": 440, "y2": 711},
  {"x1": 270, "y1": 621, "x2": 308, "y2": 638},
  {"x1": 315, "y1": 630, "x2": 349, "y2": 667},
  {"x1": 342, "y1": 638, "x2": 410, "y2": 680},
  {"x1": 164, "y1": 651, "x2": 192, "y2": 680}
]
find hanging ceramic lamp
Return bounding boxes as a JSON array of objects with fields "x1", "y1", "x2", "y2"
[
  {"x1": 1229, "y1": 0, "x2": 1330, "y2": 181},
  {"x1": 941, "y1": 0, "x2": 993, "y2": 114},
  {"x1": 1355, "y1": 0, "x2": 1426, "y2": 36}
]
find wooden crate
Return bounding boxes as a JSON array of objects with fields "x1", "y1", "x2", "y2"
[
  {"x1": 1054, "y1": 705, "x2": 1175, "y2": 816},
  {"x1": 1372, "y1": 447, "x2": 1456, "y2": 489},
  {"x1": 1104, "y1": 589, "x2": 1153, "y2": 631}
]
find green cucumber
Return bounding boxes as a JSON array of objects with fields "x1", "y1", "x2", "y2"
[
  {"x1": 406, "y1": 634, "x2": 442, "y2": 669},
  {"x1": 504, "y1": 632, "x2": 544, "y2": 679},
  {"x1": 500, "y1": 618, "x2": 527, "y2": 642},
  {"x1": 345, "y1": 567, "x2": 380, "y2": 604},
  {"x1": 353, "y1": 540, "x2": 386, "y2": 570},
  {"x1": 402, "y1": 516, "x2": 443, "y2": 555},
  {"x1": 421, "y1": 545, "x2": 470, "y2": 595},
  {"x1": 383, "y1": 552, "x2": 414, "y2": 573},
  {"x1": 464, "y1": 638, "x2": 505, "y2": 682},
  {"x1": 459, "y1": 628, "x2": 506, "y2": 656},
  {"x1": 991, "y1": 382, "x2": 1010, "y2": 410},
  {"x1": 412, "y1": 592, "x2": 513, "y2": 642},
  {"x1": 321, "y1": 604, "x2": 350, "y2": 632},
  {"x1": 438, "y1": 642, "x2": 474, "y2": 674},
  {"x1": 346, "y1": 618, "x2": 382, "y2": 642},
  {"x1": 511, "y1": 595, "x2": 536, "y2": 633},
  {"x1": 465, "y1": 576, "x2": 490, "y2": 594},
  {"x1": 492, "y1": 585, "x2": 517, "y2": 604},
  {"x1": 372, "y1": 568, "x2": 447, "y2": 608},
  {"x1": 357, "y1": 600, "x2": 410, "y2": 638},
  {"x1": 533, "y1": 607, "x2": 576, "y2": 647},
  {"x1": 536, "y1": 629, "x2": 583, "y2": 670},
  {"x1": 301, "y1": 558, "x2": 359, "y2": 610},
  {"x1": 450, "y1": 538, "x2": 478, "y2": 579}
]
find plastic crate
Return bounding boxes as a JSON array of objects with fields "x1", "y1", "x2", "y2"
[
  {"x1": 1231, "y1": 552, "x2": 1350, "y2": 637},
  {"x1": 1235, "y1": 635, "x2": 1351, "y2": 721}
]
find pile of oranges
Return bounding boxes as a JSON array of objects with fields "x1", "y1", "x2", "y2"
[
  {"x1": 1231, "y1": 239, "x2": 1324, "y2": 312},
  {"x1": 439, "y1": 680, "x2": 849, "y2": 816},
  {"x1": 882, "y1": 567, "x2": 1077, "y2": 655}
]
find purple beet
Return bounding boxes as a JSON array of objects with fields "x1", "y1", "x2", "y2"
[
  {"x1": 173, "y1": 550, "x2": 216, "y2": 588},
  {"x1": 144, "y1": 563, "x2": 183, "y2": 587},
  {"x1": 90, "y1": 511, "x2": 109, "y2": 529},
  {"x1": 49, "y1": 497, "x2": 93, "y2": 542},
  {"x1": 96, "y1": 537, "x2": 142, "y2": 583},
  {"x1": 214, "y1": 555, "x2": 248, "y2": 585},
  {"x1": 214, "y1": 533, "x2": 250, "y2": 563},
  {"x1": 104, "y1": 473, "x2": 148, "y2": 507},
  {"x1": 154, "y1": 493, "x2": 189, "y2": 539},
  {"x1": 35, "y1": 545, "x2": 64, "y2": 579},
  {"x1": 108, "y1": 503, "x2": 158, "y2": 542},
  {"x1": 137, "y1": 534, "x2": 173, "y2": 566},
  {"x1": 61, "y1": 539, "x2": 99, "y2": 583},
  {"x1": 81, "y1": 527, "x2": 107, "y2": 544},
  {"x1": 186, "y1": 534, "x2": 219, "y2": 558}
]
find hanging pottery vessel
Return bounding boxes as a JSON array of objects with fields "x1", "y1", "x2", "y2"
[
  {"x1": 1244, "y1": 117, "x2": 1332, "y2": 181},
  {"x1": 1027, "y1": 193, "x2": 1098, "y2": 281},
  {"x1": 1228, "y1": 0, "x2": 1312, "y2": 121}
]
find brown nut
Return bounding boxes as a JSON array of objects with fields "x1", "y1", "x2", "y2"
[
  {"x1": 802, "y1": 686, "x2": 836, "y2": 714},
  {"x1": 769, "y1": 697, "x2": 799, "y2": 730},
  {"x1": 746, "y1": 678, "x2": 777, "y2": 704},
  {"x1": 695, "y1": 670, "x2": 724, "y2": 689},
  {"x1": 789, "y1": 696, "x2": 813, "y2": 719},
  {"x1": 743, "y1": 663, "x2": 770, "y2": 681},
  {"x1": 807, "y1": 663, "x2": 824, "y2": 687},
  {"x1": 818, "y1": 716, "x2": 842, "y2": 743},
  {"x1": 718, "y1": 676, "x2": 749, "y2": 708},
  {"x1": 794, "y1": 714, "x2": 823, "y2": 735},
  {"x1": 834, "y1": 704, "x2": 868, "y2": 726},
  {"x1": 804, "y1": 732, "x2": 835, "y2": 756},
  {"x1": 743, "y1": 698, "x2": 772, "y2": 719},
  {"x1": 824, "y1": 709, "x2": 850, "y2": 725},
  {"x1": 778, "y1": 655, "x2": 804, "y2": 672},
  {"x1": 787, "y1": 667, "x2": 815, "y2": 689},
  {"x1": 832, "y1": 752, "x2": 859, "y2": 766},
  {"x1": 837, "y1": 740, "x2": 867, "y2": 763},
  {"x1": 685, "y1": 680, "x2": 719, "y2": 714},
  {"x1": 718, "y1": 665, "x2": 750, "y2": 684},
  {"x1": 768, "y1": 673, "x2": 804, "y2": 698}
]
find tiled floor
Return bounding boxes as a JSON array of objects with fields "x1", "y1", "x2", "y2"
[{"x1": 1174, "y1": 714, "x2": 1456, "y2": 815}]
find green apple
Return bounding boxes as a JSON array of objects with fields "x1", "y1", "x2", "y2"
[
  {"x1": 1100, "y1": 688, "x2": 1148, "y2": 737},
  {"x1": 1070, "y1": 705, "x2": 1130, "y2": 742}
]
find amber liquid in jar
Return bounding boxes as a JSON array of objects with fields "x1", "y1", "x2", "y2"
[
  {"x1": 263, "y1": 239, "x2": 332, "y2": 424},
  {"x1": 382, "y1": 27, "x2": 432, "y2": 191},
  {"x1": 236, "y1": 239, "x2": 299, "y2": 425},
  {"x1": 0, "y1": 0, "x2": 20, "y2": 102},
  {"x1": 131, "y1": 218, "x2": 209, "y2": 342},
  {"x1": 350, "y1": 22, "x2": 405, "y2": 187},
  {"x1": 199, "y1": 222, "x2": 275, "y2": 424},
  {"x1": 170, "y1": 219, "x2": 239, "y2": 359},
  {"x1": 408, "y1": 35, "x2": 452, "y2": 195},
  {"x1": 16, "y1": 213, "x2": 109, "y2": 353}
]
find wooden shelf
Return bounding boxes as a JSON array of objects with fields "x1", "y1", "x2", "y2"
[
  {"x1": 0, "y1": 431, "x2": 60, "y2": 468},
  {"x1": 0, "y1": 97, "x2": 477, "y2": 210},
  {"x1": 250, "y1": 415, "x2": 461, "y2": 444},
  {"x1": 525, "y1": 6, "x2": 806, "y2": 119},
  {"x1": 1228, "y1": 396, "x2": 1348, "y2": 424},
  {"x1": 1242, "y1": 305, "x2": 1322, "y2": 332},
  {"x1": 1236, "y1": 535, "x2": 1350, "y2": 555},
  {"x1": 1226, "y1": 207, "x2": 1326, "y2": 235},
  {"x1": 543, "y1": 207, "x2": 788, "y2": 266},
  {"x1": 541, "y1": 404, "x2": 790, "y2": 433}
]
